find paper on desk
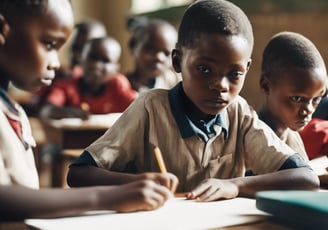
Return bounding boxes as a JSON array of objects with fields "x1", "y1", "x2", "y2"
[
  {"x1": 50, "y1": 113, "x2": 122, "y2": 127},
  {"x1": 87, "y1": 113, "x2": 122, "y2": 126},
  {"x1": 25, "y1": 198, "x2": 268, "y2": 230},
  {"x1": 309, "y1": 156, "x2": 328, "y2": 175}
]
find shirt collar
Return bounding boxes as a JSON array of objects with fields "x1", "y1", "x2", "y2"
[
  {"x1": 0, "y1": 86, "x2": 36, "y2": 149},
  {"x1": 168, "y1": 82, "x2": 229, "y2": 140},
  {"x1": 0, "y1": 86, "x2": 20, "y2": 119}
]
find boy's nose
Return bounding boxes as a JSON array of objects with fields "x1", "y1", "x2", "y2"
[
  {"x1": 48, "y1": 51, "x2": 60, "y2": 70},
  {"x1": 301, "y1": 102, "x2": 315, "y2": 116},
  {"x1": 208, "y1": 76, "x2": 229, "y2": 92}
]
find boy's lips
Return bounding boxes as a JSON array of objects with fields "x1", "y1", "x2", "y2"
[
  {"x1": 41, "y1": 76, "x2": 55, "y2": 86},
  {"x1": 205, "y1": 97, "x2": 228, "y2": 107},
  {"x1": 296, "y1": 118, "x2": 311, "y2": 126}
]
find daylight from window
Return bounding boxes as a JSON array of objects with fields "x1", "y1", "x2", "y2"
[{"x1": 131, "y1": 0, "x2": 192, "y2": 13}]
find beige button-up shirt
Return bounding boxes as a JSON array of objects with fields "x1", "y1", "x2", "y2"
[{"x1": 86, "y1": 84, "x2": 297, "y2": 192}]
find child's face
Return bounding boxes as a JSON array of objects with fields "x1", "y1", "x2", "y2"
[
  {"x1": 82, "y1": 40, "x2": 120, "y2": 88},
  {"x1": 0, "y1": 0, "x2": 73, "y2": 92},
  {"x1": 263, "y1": 66, "x2": 327, "y2": 131},
  {"x1": 70, "y1": 25, "x2": 106, "y2": 68},
  {"x1": 132, "y1": 26, "x2": 177, "y2": 78},
  {"x1": 173, "y1": 33, "x2": 252, "y2": 116}
]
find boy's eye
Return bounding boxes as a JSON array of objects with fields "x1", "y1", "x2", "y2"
[
  {"x1": 290, "y1": 96, "x2": 303, "y2": 103},
  {"x1": 227, "y1": 71, "x2": 245, "y2": 80},
  {"x1": 143, "y1": 45, "x2": 156, "y2": 53},
  {"x1": 87, "y1": 54, "x2": 110, "y2": 63},
  {"x1": 197, "y1": 65, "x2": 212, "y2": 74},
  {"x1": 44, "y1": 41, "x2": 57, "y2": 50}
]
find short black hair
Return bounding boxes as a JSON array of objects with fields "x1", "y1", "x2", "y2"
[
  {"x1": 177, "y1": 0, "x2": 253, "y2": 50},
  {"x1": 84, "y1": 36, "x2": 121, "y2": 54},
  {"x1": 74, "y1": 19, "x2": 106, "y2": 36},
  {"x1": 127, "y1": 17, "x2": 177, "y2": 50},
  {"x1": 261, "y1": 31, "x2": 326, "y2": 80},
  {"x1": 0, "y1": 0, "x2": 71, "y2": 18}
]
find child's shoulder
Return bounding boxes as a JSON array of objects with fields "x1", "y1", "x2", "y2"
[
  {"x1": 135, "y1": 88, "x2": 169, "y2": 107},
  {"x1": 227, "y1": 95, "x2": 256, "y2": 114},
  {"x1": 107, "y1": 73, "x2": 131, "y2": 84},
  {"x1": 225, "y1": 95, "x2": 261, "y2": 128}
]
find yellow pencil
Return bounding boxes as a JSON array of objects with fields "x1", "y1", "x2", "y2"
[{"x1": 153, "y1": 146, "x2": 167, "y2": 173}]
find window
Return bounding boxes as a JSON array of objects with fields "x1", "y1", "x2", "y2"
[{"x1": 131, "y1": 0, "x2": 192, "y2": 14}]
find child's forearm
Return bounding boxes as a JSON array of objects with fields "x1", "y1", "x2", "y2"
[
  {"x1": 233, "y1": 167, "x2": 319, "y2": 198},
  {"x1": 67, "y1": 165, "x2": 137, "y2": 187},
  {"x1": 0, "y1": 185, "x2": 100, "y2": 220}
]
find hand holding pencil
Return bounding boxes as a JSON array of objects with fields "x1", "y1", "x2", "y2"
[{"x1": 152, "y1": 146, "x2": 179, "y2": 193}]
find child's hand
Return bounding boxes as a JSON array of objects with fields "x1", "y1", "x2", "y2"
[
  {"x1": 136, "y1": 172, "x2": 179, "y2": 193},
  {"x1": 186, "y1": 178, "x2": 239, "y2": 202},
  {"x1": 99, "y1": 179, "x2": 173, "y2": 212}
]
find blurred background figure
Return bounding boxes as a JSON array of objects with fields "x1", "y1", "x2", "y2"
[
  {"x1": 312, "y1": 95, "x2": 328, "y2": 120},
  {"x1": 126, "y1": 17, "x2": 181, "y2": 93},
  {"x1": 300, "y1": 95, "x2": 328, "y2": 160},
  {"x1": 68, "y1": 18, "x2": 108, "y2": 78},
  {"x1": 30, "y1": 18, "x2": 108, "y2": 112},
  {"x1": 40, "y1": 36, "x2": 136, "y2": 120}
]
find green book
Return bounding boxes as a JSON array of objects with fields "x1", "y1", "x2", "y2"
[{"x1": 256, "y1": 190, "x2": 328, "y2": 230}]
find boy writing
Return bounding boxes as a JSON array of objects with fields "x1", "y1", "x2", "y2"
[
  {"x1": 0, "y1": 0, "x2": 177, "y2": 221},
  {"x1": 68, "y1": 0, "x2": 319, "y2": 202},
  {"x1": 40, "y1": 36, "x2": 137, "y2": 120}
]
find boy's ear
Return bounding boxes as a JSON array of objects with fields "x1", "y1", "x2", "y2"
[
  {"x1": 0, "y1": 14, "x2": 10, "y2": 45},
  {"x1": 172, "y1": 49, "x2": 181, "y2": 73},
  {"x1": 260, "y1": 76, "x2": 270, "y2": 94},
  {"x1": 246, "y1": 59, "x2": 252, "y2": 72}
]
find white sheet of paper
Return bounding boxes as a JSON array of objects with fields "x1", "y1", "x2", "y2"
[
  {"x1": 309, "y1": 156, "x2": 328, "y2": 175},
  {"x1": 25, "y1": 198, "x2": 268, "y2": 230},
  {"x1": 49, "y1": 113, "x2": 122, "y2": 128}
]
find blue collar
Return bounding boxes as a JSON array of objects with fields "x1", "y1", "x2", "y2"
[{"x1": 168, "y1": 82, "x2": 228, "y2": 140}]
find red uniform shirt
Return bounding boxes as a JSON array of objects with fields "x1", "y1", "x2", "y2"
[
  {"x1": 46, "y1": 73, "x2": 137, "y2": 114},
  {"x1": 300, "y1": 118, "x2": 328, "y2": 159}
]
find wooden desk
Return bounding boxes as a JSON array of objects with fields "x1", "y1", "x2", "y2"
[
  {"x1": 41, "y1": 114, "x2": 121, "y2": 187},
  {"x1": 24, "y1": 197, "x2": 293, "y2": 230},
  {"x1": 42, "y1": 113, "x2": 121, "y2": 149}
]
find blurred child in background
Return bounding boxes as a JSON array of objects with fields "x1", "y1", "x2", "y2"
[
  {"x1": 300, "y1": 95, "x2": 328, "y2": 160},
  {"x1": 126, "y1": 17, "x2": 181, "y2": 93},
  {"x1": 40, "y1": 36, "x2": 137, "y2": 120},
  {"x1": 68, "y1": 19, "x2": 107, "y2": 78},
  {"x1": 27, "y1": 18, "x2": 108, "y2": 113}
]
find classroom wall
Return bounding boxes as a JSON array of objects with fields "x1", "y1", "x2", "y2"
[{"x1": 63, "y1": 0, "x2": 328, "y2": 111}]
